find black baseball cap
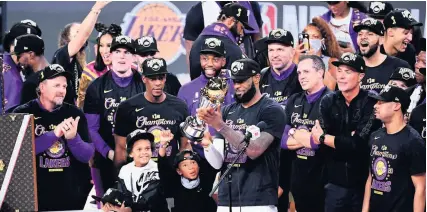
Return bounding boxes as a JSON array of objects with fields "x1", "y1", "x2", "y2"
[
  {"x1": 369, "y1": 85, "x2": 410, "y2": 113},
  {"x1": 3, "y1": 19, "x2": 42, "y2": 53},
  {"x1": 354, "y1": 18, "x2": 385, "y2": 36},
  {"x1": 92, "y1": 188, "x2": 132, "y2": 207},
  {"x1": 12, "y1": 34, "x2": 45, "y2": 56},
  {"x1": 265, "y1": 29, "x2": 294, "y2": 46},
  {"x1": 126, "y1": 129, "x2": 155, "y2": 153},
  {"x1": 221, "y1": 3, "x2": 254, "y2": 30},
  {"x1": 38, "y1": 64, "x2": 71, "y2": 84},
  {"x1": 110, "y1": 35, "x2": 135, "y2": 54},
  {"x1": 230, "y1": 58, "x2": 261, "y2": 80},
  {"x1": 174, "y1": 149, "x2": 200, "y2": 168},
  {"x1": 135, "y1": 36, "x2": 159, "y2": 56},
  {"x1": 200, "y1": 37, "x2": 226, "y2": 57},
  {"x1": 368, "y1": 2, "x2": 394, "y2": 19},
  {"x1": 389, "y1": 67, "x2": 417, "y2": 87},
  {"x1": 384, "y1": 9, "x2": 423, "y2": 30},
  {"x1": 332, "y1": 52, "x2": 366, "y2": 73},
  {"x1": 141, "y1": 58, "x2": 168, "y2": 77},
  {"x1": 420, "y1": 37, "x2": 426, "y2": 52}
]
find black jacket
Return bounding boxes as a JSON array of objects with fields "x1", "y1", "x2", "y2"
[
  {"x1": 318, "y1": 89, "x2": 382, "y2": 188},
  {"x1": 158, "y1": 155, "x2": 217, "y2": 212}
]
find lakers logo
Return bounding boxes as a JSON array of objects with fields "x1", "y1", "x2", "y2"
[
  {"x1": 46, "y1": 140, "x2": 66, "y2": 158},
  {"x1": 148, "y1": 126, "x2": 165, "y2": 143},
  {"x1": 121, "y1": 2, "x2": 186, "y2": 65}
]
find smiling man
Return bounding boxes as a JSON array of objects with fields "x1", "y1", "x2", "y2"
[
  {"x1": 13, "y1": 64, "x2": 94, "y2": 211},
  {"x1": 355, "y1": 17, "x2": 411, "y2": 94},
  {"x1": 381, "y1": 9, "x2": 423, "y2": 69},
  {"x1": 113, "y1": 58, "x2": 190, "y2": 171},
  {"x1": 83, "y1": 35, "x2": 144, "y2": 198}
]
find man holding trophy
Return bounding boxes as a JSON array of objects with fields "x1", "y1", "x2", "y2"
[{"x1": 178, "y1": 37, "x2": 234, "y2": 158}]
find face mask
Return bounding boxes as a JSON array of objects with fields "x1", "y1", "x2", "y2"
[{"x1": 309, "y1": 39, "x2": 323, "y2": 52}]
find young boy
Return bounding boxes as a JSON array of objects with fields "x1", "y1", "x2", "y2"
[
  {"x1": 103, "y1": 129, "x2": 169, "y2": 212},
  {"x1": 158, "y1": 130, "x2": 218, "y2": 212}
]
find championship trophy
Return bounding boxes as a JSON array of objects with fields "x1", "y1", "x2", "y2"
[{"x1": 180, "y1": 77, "x2": 228, "y2": 141}]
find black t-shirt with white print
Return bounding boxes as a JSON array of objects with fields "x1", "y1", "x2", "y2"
[
  {"x1": 13, "y1": 99, "x2": 92, "y2": 211},
  {"x1": 284, "y1": 88, "x2": 331, "y2": 194},
  {"x1": 215, "y1": 94, "x2": 286, "y2": 206},
  {"x1": 409, "y1": 102, "x2": 426, "y2": 140},
  {"x1": 361, "y1": 56, "x2": 411, "y2": 94},
  {"x1": 260, "y1": 66, "x2": 303, "y2": 108},
  {"x1": 84, "y1": 71, "x2": 144, "y2": 190},
  {"x1": 380, "y1": 44, "x2": 417, "y2": 70},
  {"x1": 114, "y1": 93, "x2": 189, "y2": 162},
  {"x1": 368, "y1": 126, "x2": 426, "y2": 212}
]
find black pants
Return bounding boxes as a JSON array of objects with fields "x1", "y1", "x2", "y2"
[
  {"x1": 292, "y1": 186, "x2": 325, "y2": 212},
  {"x1": 324, "y1": 183, "x2": 364, "y2": 212}
]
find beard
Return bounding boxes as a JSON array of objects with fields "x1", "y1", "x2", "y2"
[
  {"x1": 360, "y1": 40, "x2": 379, "y2": 58},
  {"x1": 234, "y1": 82, "x2": 256, "y2": 104},
  {"x1": 229, "y1": 22, "x2": 241, "y2": 39}
]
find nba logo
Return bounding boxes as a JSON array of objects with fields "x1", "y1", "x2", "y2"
[{"x1": 259, "y1": 2, "x2": 278, "y2": 37}]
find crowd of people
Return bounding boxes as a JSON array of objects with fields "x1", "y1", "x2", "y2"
[{"x1": 0, "y1": 1, "x2": 426, "y2": 212}]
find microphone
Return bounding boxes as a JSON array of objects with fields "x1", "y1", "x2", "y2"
[{"x1": 243, "y1": 121, "x2": 267, "y2": 144}]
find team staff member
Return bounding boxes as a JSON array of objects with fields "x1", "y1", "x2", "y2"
[
  {"x1": 1, "y1": 19, "x2": 42, "y2": 113},
  {"x1": 312, "y1": 53, "x2": 382, "y2": 212},
  {"x1": 134, "y1": 36, "x2": 182, "y2": 96},
  {"x1": 381, "y1": 9, "x2": 422, "y2": 69},
  {"x1": 13, "y1": 64, "x2": 94, "y2": 211},
  {"x1": 281, "y1": 55, "x2": 331, "y2": 212},
  {"x1": 355, "y1": 17, "x2": 411, "y2": 94},
  {"x1": 388, "y1": 67, "x2": 417, "y2": 90},
  {"x1": 261, "y1": 28, "x2": 302, "y2": 107},
  {"x1": 198, "y1": 59, "x2": 286, "y2": 211},
  {"x1": 84, "y1": 35, "x2": 144, "y2": 197},
  {"x1": 114, "y1": 58, "x2": 190, "y2": 170},
  {"x1": 407, "y1": 37, "x2": 426, "y2": 115},
  {"x1": 362, "y1": 85, "x2": 425, "y2": 212},
  {"x1": 189, "y1": 3, "x2": 250, "y2": 80},
  {"x1": 178, "y1": 37, "x2": 234, "y2": 157}
]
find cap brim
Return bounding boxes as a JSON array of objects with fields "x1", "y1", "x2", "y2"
[
  {"x1": 142, "y1": 71, "x2": 168, "y2": 77},
  {"x1": 331, "y1": 61, "x2": 362, "y2": 72},
  {"x1": 264, "y1": 39, "x2": 293, "y2": 46},
  {"x1": 241, "y1": 21, "x2": 254, "y2": 31},
  {"x1": 368, "y1": 92, "x2": 387, "y2": 101},
  {"x1": 368, "y1": 14, "x2": 386, "y2": 19},
  {"x1": 130, "y1": 133, "x2": 155, "y2": 144},
  {"x1": 136, "y1": 48, "x2": 159, "y2": 55},
  {"x1": 229, "y1": 74, "x2": 251, "y2": 80},
  {"x1": 353, "y1": 25, "x2": 383, "y2": 35},
  {"x1": 200, "y1": 49, "x2": 225, "y2": 57},
  {"x1": 91, "y1": 195, "x2": 103, "y2": 203},
  {"x1": 410, "y1": 21, "x2": 423, "y2": 27},
  {"x1": 110, "y1": 44, "x2": 135, "y2": 54}
]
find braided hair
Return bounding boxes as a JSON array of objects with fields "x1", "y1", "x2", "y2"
[{"x1": 94, "y1": 23, "x2": 122, "y2": 72}]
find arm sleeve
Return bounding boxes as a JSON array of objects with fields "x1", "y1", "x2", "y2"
[
  {"x1": 51, "y1": 45, "x2": 71, "y2": 70},
  {"x1": 157, "y1": 154, "x2": 179, "y2": 193},
  {"x1": 114, "y1": 102, "x2": 133, "y2": 137},
  {"x1": 407, "y1": 138, "x2": 426, "y2": 175},
  {"x1": 280, "y1": 96, "x2": 295, "y2": 149},
  {"x1": 67, "y1": 134, "x2": 94, "y2": 163},
  {"x1": 183, "y1": 3, "x2": 204, "y2": 41},
  {"x1": 86, "y1": 114, "x2": 111, "y2": 158},
  {"x1": 35, "y1": 131, "x2": 59, "y2": 154},
  {"x1": 250, "y1": 1, "x2": 263, "y2": 28}
]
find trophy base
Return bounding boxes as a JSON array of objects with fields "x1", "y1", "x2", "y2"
[{"x1": 179, "y1": 122, "x2": 204, "y2": 142}]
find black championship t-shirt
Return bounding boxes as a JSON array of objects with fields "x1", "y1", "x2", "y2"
[
  {"x1": 13, "y1": 100, "x2": 92, "y2": 211},
  {"x1": 260, "y1": 66, "x2": 303, "y2": 108},
  {"x1": 409, "y1": 102, "x2": 426, "y2": 140},
  {"x1": 114, "y1": 93, "x2": 189, "y2": 162},
  {"x1": 215, "y1": 94, "x2": 286, "y2": 206},
  {"x1": 84, "y1": 71, "x2": 144, "y2": 189},
  {"x1": 361, "y1": 56, "x2": 411, "y2": 94},
  {"x1": 285, "y1": 89, "x2": 330, "y2": 194},
  {"x1": 52, "y1": 44, "x2": 84, "y2": 103},
  {"x1": 368, "y1": 126, "x2": 426, "y2": 212},
  {"x1": 380, "y1": 44, "x2": 417, "y2": 69}
]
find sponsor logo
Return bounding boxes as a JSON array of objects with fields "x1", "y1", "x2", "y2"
[{"x1": 259, "y1": 2, "x2": 277, "y2": 37}]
